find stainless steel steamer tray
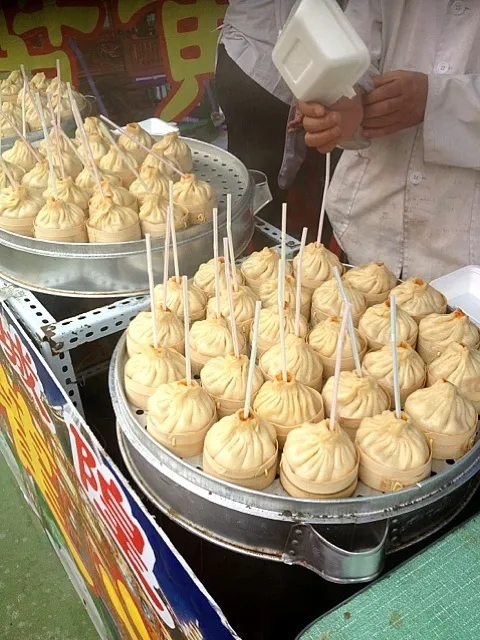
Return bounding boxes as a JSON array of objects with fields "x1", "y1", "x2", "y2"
[
  {"x1": 0, "y1": 138, "x2": 261, "y2": 298},
  {"x1": 109, "y1": 335, "x2": 480, "y2": 584}
]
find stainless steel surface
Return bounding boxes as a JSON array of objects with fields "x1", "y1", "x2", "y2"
[
  {"x1": 0, "y1": 138, "x2": 260, "y2": 298},
  {"x1": 110, "y1": 334, "x2": 480, "y2": 581},
  {"x1": 282, "y1": 521, "x2": 389, "y2": 584}
]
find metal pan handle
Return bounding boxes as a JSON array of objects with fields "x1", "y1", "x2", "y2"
[
  {"x1": 249, "y1": 170, "x2": 272, "y2": 216},
  {"x1": 282, "y1": 520, "x2": 389, "y2": 584}
]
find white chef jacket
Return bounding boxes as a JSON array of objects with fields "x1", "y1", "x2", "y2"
[{"x1": 327, "y1": 0, "x2": 480, "y2": 281}]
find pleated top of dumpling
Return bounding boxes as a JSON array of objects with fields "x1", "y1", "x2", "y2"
[
  {"x1": 201, "y1": 353, "x2": 263, "y2": 401},
  {"x1": 293, "y1": 242, "x2": 343, "y2": 289},
  {"x1": 282, "y1": 419, "x2": 357, "y2": 484},
  {"x1": 322, "y1": 371, "x2": 390, "y2": 420},
  {"x1": 390, "y1": 277, "x2": 447, "y2": 320},
  {"x1": 356, "y1": 411, "x2": 430, "y2": 471},
  {"x1": 405, "y1": 379, "x2": 477, "y2": 436}
]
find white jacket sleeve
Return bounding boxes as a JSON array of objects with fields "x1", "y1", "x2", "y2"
[
  {"x1": 423, "y1": 74, "x2": 480, "y2": 170},
  {"x1": 345, "y1": 0, "x2": 382, "y2": 86}
]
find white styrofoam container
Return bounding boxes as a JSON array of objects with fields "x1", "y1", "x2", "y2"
[
  {"x1": 431, "y1": 266, "x2": 480, "y2": 327},
  {"x1": 272, "y1": 0, "x2": 370, "y2": 105}
]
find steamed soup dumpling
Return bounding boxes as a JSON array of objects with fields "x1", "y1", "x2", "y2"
[
  {"x1": 124, "y1": 345, "x2": 186, "y2": 409},
  {"x1": 427, "y1": 342, "x2": 480, "y2": 411},
  {"x1": 75, "y1": 167, "x2": 122, "y2": 195},
  {"x1": 418, "y1": 309, "x2": 480, "y2": 364},
  {"x1": 405, "y1": 379, "x2": 478, "y2": 460},
  {"x1": 308, "y1": 316, "x2": 367, "y2": 379},
  {"x1": 99, "y1": 144, "x2": 139, "y2": 188},
  {"x1": 34, "y1": 197, "x2": 87, "y2": 242},
  {"x1": 253, "y1": 373, "x2": 324, "y2": 447},
  {"x1": 0, "y1": 101, "x2": 23, "y2": 137},
  {"x1": 390, "y1": 277, "x2": 447, "y2": 321},
  {"x1": 293, "y1": 242, "x2": 343, "y2": 291},
  {"x1": 189, "y1": 314, "x2": 247, "y2": 374},
  {"x1": 200, "y1": 353, "x2": 264, "y2": 418},
  {"x1": 281, "y1": 419, "x2": 359, "y2": 498},
  {"x1": 172, "y1": 173, "x2": 216, "y2": 225},
  {"x1": 151, "y1": 132, "x2": 193, "y2": 173},
  {"x1": 3, "y1": 139, "x2": 38, "y2": 172},
  {"x1": 43, "y1": 176, "x2": 89, "y2": 212},
  {"x1": 258, "y1": 273, "x2": 312, "y2": 320},
  {"x1": 241, "y1": 247, "x2": 292, "y2": 293},
  {"x1": 129, "y1": 166, "x2": 169, "y2": 202},
  {"x1": 138, "y1": 194, "x2": 188, "y2": 237},
  {"x1": 154, "y1": 277, "x2": 207, "y2": 323},
  {"x1": 193, "y1": 257, "x2": 244, "y2": 298},
  {"x1": 22, "y1": 159, "x2": 54, "y2": 194},
  {"x1": 118, "y1": 123, "x2": 154, "y2": 163},
  {"x1": 362, "y1": 341, "x2": 426, "y2": 407},
  {"x1": 0, "y1": 161, "x2": 24, "y2": 190},
  {"x1": 126, "y1": 309, "x2": 185, "y2": 357},
  {"x1": 359, "y1": 299, "x2": 419, "y2": 350},
  {"x1": 0, "y1": 185, "x2": 44, "y2": 237},
  {"x1": 311, "y1": 278, "x2": 367, "y2": 327},
  {"x1": 87, "y1": 198, "x2": 141, "y2": 243},
  {"x1": 206, "y1": 284, "x2": 257, "y2": 334},
  {"x1": 77, "y1": 134, "x2": 109, "y2": 165},
  {"x1": 254, "y1": 303, "x2": 308, "y2": 359},
  {"x1": 260, "y1": 333, "x2": 323, "y2": 391},
  {"x1": 147, "y1": 379, "x2": 216, "y2": 457},
  {"x1": 140, "y1": 150, "x2": 183, "y2": 183},
  {"x1": 322, "y1": 371, "x2": 391, "y2": 440},
  {"x1": 343, "y1": 262, "x2": 397, "y2": 306},
  {"x1": 89, "y1": 179, "x2": 138, "y2": 214},
  {"x1": 356, "y1": 411, "x2": 431, "y2": 492},
  {"x1": 203, "y1": 409, "x2": 278, "y2": 490}
]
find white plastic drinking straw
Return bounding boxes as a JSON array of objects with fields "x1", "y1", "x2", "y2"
[
  {"x1": 226, "y1": 194, "x2": 238, "y2": 291},
  {"x1": 36, "y1": 94, "x2": 57, "y2": 198},
  {"x1": 244, "y1": 300, "x2": 262, "y2": 419},
  {"x1": 145, "y1": 234, "x2": 158, "y2": 350},
  {"x1": 223, "y1": 238, "x2": 240, "y2": 358},
  {"x1": 390, "y1": 293, "x2": 402, "y2": 419},
  {"x1": 183, "y1": 275, "x2": 192, "y2": 385},
  {"x1": 67, "y1": 82, "x2": 103, "y2": 197},
  {"x1": 294, "y1": 227, "x2": 308, "y2": 337},
  {"x1": 281, "y1": 202, "x2": 287, "y2": 268},
  {"x1": 213, "y1": 208, "x2": 221, "y2": 318},
  {"x1": 316, "y1": 151, "x2": 331, "y2": 246},
  {"x1": 99, "y1": 114, "x2": 185, "y2": 178},
  {"x1": 168, "y1": 181, "x2": 180, "y2": 281},
  {"x1": 21, "y1": 79, "x2": 26, "y2": 138},
  {"x1": 162, "y1": 206, "x2": 171, "y2": 311},
  {"x1": 333, "y1": 266, "x2": 362, "y2": 376},
  {"x1": 329, "y1": 302, "x2": 351, "y2": 430},
  {"x1": 20, "y1": 65, "x2": 42, "y2": 123},
  {"x1": 0, "y1": 106, "x2": 40, "y2": 161},
  {"x1": 46, "y1": 94, "x2": 65, "y2": 180},
  {"x1": 55, "y1": 59, "x2": 62, "y2": 129},
  {"x1": 277, "y1": 257, "x2": 288, "y2": 382},
  {"x1": 98, "y1": 121, "x2": 149, "y2": 191}
]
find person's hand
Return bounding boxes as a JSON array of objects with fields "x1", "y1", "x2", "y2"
[
  {"x1": 299, "y1": 93, "x2": 363, "y2": 153},
  {"x1": 362, "y1": 71, "x2": 428, "y2": 138}
]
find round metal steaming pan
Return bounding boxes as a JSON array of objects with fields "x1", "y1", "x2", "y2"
[
  {"x1": 110, "y1": 335, "x2": 480, "y2": 582},
  {"x1": 0, "y1": 138, "x2": 260, "y2": 298}
]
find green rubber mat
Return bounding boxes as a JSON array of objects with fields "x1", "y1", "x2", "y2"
[
  {"x1": 0, "y1": 450, "x2": 97, "y2": 640},
  {"x1": 298, "y1": 514, "x2": 480, "y2": 640}
]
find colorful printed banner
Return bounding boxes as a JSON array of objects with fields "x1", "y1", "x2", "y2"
[{"x1": 0, "y1": 300, "x2": 237, "y2": 640}]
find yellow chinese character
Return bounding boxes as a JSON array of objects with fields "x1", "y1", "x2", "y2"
[
  {"x1": 116, "y1": 0, "x2": 155, "y2": 26},
  {"x1": 160, "y1": 0, "x2": 226, "y2": 122},
  {"x1": 0, "y1": 13, "x2": 70, "y2": 77},
  {"x1": 13, "y1": 1, "x2": 102, "y2": 48}
]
